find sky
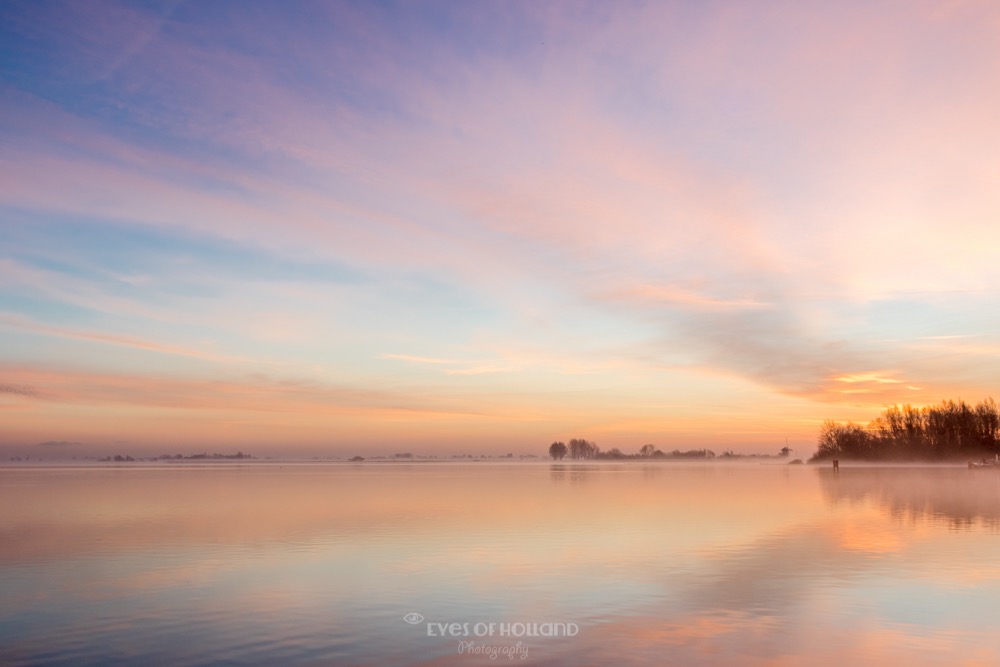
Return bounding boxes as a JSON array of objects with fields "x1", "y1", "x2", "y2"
[{"x1": 2, "y1": 0, "x2": 1000, "y2": 457}]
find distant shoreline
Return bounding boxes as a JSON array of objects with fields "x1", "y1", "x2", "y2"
[{"x1": 1, "y1": 457, "x2": 986, "y2": 469}]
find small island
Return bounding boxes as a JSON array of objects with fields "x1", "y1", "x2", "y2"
[
  {"x1": 547, "y1": 438, "x2": 794, "y2": 461},
  {"x1": 95, "y1": 451, "x2": 256, "y2": 462}
]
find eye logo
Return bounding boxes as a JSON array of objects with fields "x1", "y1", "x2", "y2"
[{"x1": 403, "y1": 612, "x2": 425, "y2": 625}]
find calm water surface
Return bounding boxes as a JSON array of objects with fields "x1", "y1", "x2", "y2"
[{"x1": 1, "y1": 462, "x2": 998, "y2": 666}]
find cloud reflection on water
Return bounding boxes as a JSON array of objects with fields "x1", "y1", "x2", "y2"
[{"x1": 1, "y1": 463, "x2": 997, "y2": 665}]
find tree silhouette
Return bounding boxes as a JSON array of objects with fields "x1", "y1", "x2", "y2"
[
  {"x1": 568, "y1": 438, "x2": 598, "y2": 459},
  {"x1": 548, "y1": 441, "x2": 568, "y2": 460},
  {"x1": 812, "y1": 398, "x2": 1000, "y2": 461}
]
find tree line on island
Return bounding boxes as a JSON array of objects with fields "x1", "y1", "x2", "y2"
[
  {"x1": 547, "y1": 439, "x2": 789, "y2": 461},
  {"x1": 812, "y1": 398, "x2": 1000, "y2": 461}
]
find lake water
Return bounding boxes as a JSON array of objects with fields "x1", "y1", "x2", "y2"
[{"x1": 1, "y1": 462, "x2": 998, "y2": 666}]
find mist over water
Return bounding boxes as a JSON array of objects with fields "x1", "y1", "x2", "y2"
[{"x1": 1, "y1": 462, "x2": 998, "y2": 666}]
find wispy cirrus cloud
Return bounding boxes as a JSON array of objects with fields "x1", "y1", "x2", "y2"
[
  {"x1": 0, "y1": 363, "x2": 488, "y2": 419},
  {"x1": 0, "y1": 313, "x2": 247, "y2": 365},
  {"x1": 378, "y1": 354, "x2": 456, "y2": 366},
  {"x1": 0, "y1": 383, "x2": 37, "y2": 398},
  {"x1": 380, "y1": 353, "x2": 512, "y2": 377}
]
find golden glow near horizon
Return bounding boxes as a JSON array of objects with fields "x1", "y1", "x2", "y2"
[{"x1": 2, "y1": 1, "x2": 1000, "y2": 455}]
